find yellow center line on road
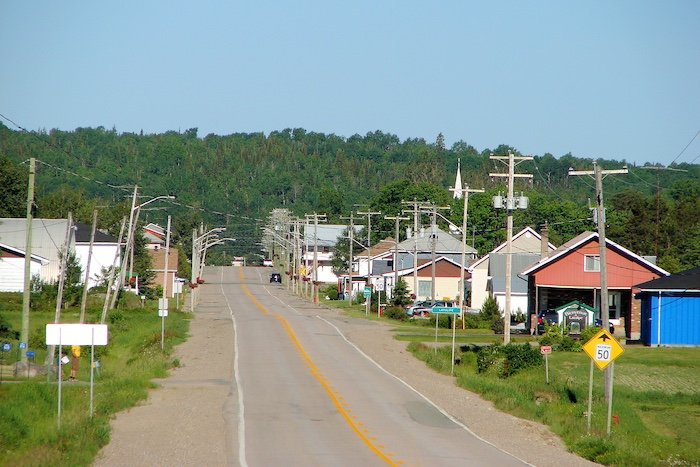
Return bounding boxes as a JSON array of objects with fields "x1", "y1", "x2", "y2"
[{"x1": 237, "y1": 269, "x2": 399, "y2": 466}]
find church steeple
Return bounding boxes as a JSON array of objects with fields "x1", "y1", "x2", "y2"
[{"x1": 453, "y1": 158, "x2": 463, "y2": 199}]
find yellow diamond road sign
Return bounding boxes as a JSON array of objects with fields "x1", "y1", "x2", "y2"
[{"x1": 582, "y1": 328, "x2": 624, "y2": 370}]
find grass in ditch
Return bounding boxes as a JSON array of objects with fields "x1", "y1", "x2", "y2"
[
  {"x1": 0, "y1": 297, "x2": 189, "y2": 466},
  {"x1": 407, "y1": 341, "x2": 700, "y2": 466}
]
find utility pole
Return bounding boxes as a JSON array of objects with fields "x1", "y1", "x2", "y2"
[
  {"x1": 112, "y1": 185, "x2": 138, "y2": 310},
  {"x1": 490, "y1": 151, "x2": 533, "y2": 344},
  {"x1": 569, "y1": 162, "x2": 628, "y2": 405},
  {"x1": 340, "y1": 212, "x2": 356, "y2": 304},
  {"x1": 20, "y1": 158, "x2": 35, "y2": 365},
  {"x1": 450, "y1": 185, "x2": 484, "y2": 329},
  {"x1": 47, "y1": 212, "x2": 73, "y2": 370},
  {"x1": 384, "y1": 213, "x2": 409, "y2": 298},
  {"x1": 293, "y1": 218, "x2": 301, "y2": 295},
  {"x1": 161, "y1": 215, "x2": 171, "y2": 351},
  {"x1": 79, "y1": 209, "x2": 98, "y2": 323},
  {"x1": 356, "y1": 208, "x2": 381, "y2": 314},
  {"x1": 426, "y1": 204, "x2": 450, "y2": 301},
  {"x1": 305, "y1": 213, "x2": 327, "y2": 304},
  {"x1": 102, "y1": 217, "x2": 126, "y2": 324}
]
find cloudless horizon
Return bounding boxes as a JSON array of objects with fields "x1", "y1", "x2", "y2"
[{"x1": 2, "y1": 1, "x2": 699, "y2": 166}]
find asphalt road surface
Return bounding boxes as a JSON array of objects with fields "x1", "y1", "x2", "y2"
[{"x1": 96, "y1": 267, "x2": 596, "y2": 467}]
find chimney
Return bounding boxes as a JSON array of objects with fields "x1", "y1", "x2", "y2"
[{"x1": 540, "y1": 223, "x2": 549, "y2": 259}]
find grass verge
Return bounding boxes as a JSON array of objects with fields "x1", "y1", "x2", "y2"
[
  {"x1": 408, "y1": 341, "x2": 700, "y2": 466},
  {"x1": 0, "y1": 301, "x2": 189, "y2": 466}
]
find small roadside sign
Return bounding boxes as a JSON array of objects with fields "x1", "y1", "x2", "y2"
[
  {"x1": 363, "y1": 286, "x2": 371, "y2": 298},
  {"x1": 432, "y1": 306, "x2": 461, "y2": 314},
  {"x1": 2, "y1": 343, "x2": 10, "y2": 351},
  {"x1": 582, "y1": 328, "x2": 624, "y2": 370},
  {"x1": 375, "y1": 278, "x2": 385, "y2": 291},
  {"x1": 540, "y1": 345, "x2": 552, "y2": 383}
]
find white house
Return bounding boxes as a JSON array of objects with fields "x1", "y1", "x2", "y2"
[
  {"x1": 0, "y1": 218, "x2": 121, "y2": 289},
  {"x1": 74, "y1": 222, "x2": 121, "y2": 289},
  {"x1": 468, "y1": 226, "x2": 555, "y2": 311},
  {"x1": 0, "y1": 242, "x2": 49, "y2": 292},
  {"x1": 302, "y1": 224, "x2": 358, "y2": 284},
  {"x1": 0, "y1": 218, "x2": 72, "y2": 284}
]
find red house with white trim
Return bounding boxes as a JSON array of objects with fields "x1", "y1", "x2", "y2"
[{"x1": 522, "y1": 231, "x2": 668, "y2": 340}]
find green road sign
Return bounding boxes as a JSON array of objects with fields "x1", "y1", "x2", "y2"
[{"x1": 431, "y1": 306, "x2": 461, "y2": 314}]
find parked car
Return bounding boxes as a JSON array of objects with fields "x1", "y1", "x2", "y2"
[
  {"x1": 408, "y1": 300, "x2": 457, "y2": 318},
  {"x1": 263, "y1": 259, "x2": 273, "y2": 267},
  {"x1": 536, "y1": 310, "x2": 559, "y2": 334},
  {"x1": 269, "y1": 272, "x2": 282, "y2": 283},
  {"x1": 594, "y1": 318, "x2": 615, "y2": 335},
  {"x1": 406, "y1": 300, "x2": 433, "y2": 317}
]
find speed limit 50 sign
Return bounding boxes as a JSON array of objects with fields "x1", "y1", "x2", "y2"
[{"x1": 582, "y1": 329, "x2": 624, "y2": 370}]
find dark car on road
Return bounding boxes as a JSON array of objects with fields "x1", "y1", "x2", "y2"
[{"x1": 269, "y1": 272, "x2": 282, "y2": 283}]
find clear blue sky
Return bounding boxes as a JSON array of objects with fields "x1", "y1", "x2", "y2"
[{"x1": 2, "y1": 1, "x2": 699, "y2": 166}]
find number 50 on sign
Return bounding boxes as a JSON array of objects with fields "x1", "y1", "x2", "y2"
[{"x1": 582, "y1": 329, "x2": 624, "y2": 370}]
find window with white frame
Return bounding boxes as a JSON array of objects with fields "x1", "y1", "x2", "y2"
[
  {"x1": 584, "y1": 255, "x2": 600, "y2": 272},
  {"x1": 418, "y1": 280, "x2": 431, "y2": 299}
]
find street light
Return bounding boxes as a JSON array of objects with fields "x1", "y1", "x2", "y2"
[{"x1": 110, "y1": 189, "x2": 175, "y2": 309}]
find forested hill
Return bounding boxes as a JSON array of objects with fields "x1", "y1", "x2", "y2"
[{"x1": 0, "y1": 123, "x2": 698, "y2": 272}]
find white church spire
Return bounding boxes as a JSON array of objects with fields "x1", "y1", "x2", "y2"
[{"x1": 453, "y1": 158, "x2": 463, "y2": 199}]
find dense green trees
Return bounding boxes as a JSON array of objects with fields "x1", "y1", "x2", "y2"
[{"x1": 0, "y1": 122, "x2": 698, "y2": 272}]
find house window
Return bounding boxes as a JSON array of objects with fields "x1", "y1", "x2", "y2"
[
  {"x1": 418, "y1": 280, "x2": 431, "y2": 299},
  {"x1": 584, "y1": 255, "x2": 600, "y2": 272}
]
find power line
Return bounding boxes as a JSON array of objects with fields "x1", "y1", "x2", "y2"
[{"x1": 669, "y1": 128, "x2": 700, "y2": 166}]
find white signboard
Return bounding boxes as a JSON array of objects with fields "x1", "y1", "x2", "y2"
[
  {"x1": 375, "y1": 278, "x2": 385, "y2": 291},
  {"x1": 45, "y1": 324, "x2": 109, "y2": 346}
]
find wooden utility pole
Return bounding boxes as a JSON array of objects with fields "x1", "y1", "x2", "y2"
[
  {"x1": 490, "y1": 151, "x2": 533, "y2": 344},
  {"x1": 450, "y1": 185, "x2": 484, "y2": 329},
  {"x1": 20, "y1": 158, "x2": 35, "y2": 365},
  {"x1": 356, "y1": 208, "x2": 381, "y2": 314},
  {"x1": 340, "y1": 212, "x2": 356, "y2": 304},
  {"x1": 101, "y1": 217, "x2": 126, "y2": 324},
  {"x1": 384, "y1": 213, "x2": 409, "y2": 298},
  {"x1": 305, "y1": 213, "x2": 327, "y2": 304},
  {"x1": 47, "y1": 212, "x2": 73, "y2": 368},
  {"x1": 111, "y1": 186, "x2": 138, "y2": 310},
  {"x1": 569, "y1": 162, "x2": 628, "y2": 404},
  {"x1": 79, "y1": 209, "x2": 98, "y2": 323},
  {"x1": 401, "y1": 199, "x2": 423, "y2": 299}
]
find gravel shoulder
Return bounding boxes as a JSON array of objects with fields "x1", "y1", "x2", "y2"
[{"x1": 95, "y1": 283, "x2": 598, "y2": 467}]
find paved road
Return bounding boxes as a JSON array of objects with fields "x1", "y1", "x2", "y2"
[{"x1": 97, "y1": 266, "x2": 594, "y2": 466}]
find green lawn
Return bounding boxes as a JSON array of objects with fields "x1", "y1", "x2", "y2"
[
  {"x1": 407, "y1": 339, "x2": 700, "y2": 466},
  {"x1": 0, "y1": 293, "x2": 188, "y2": 466}
]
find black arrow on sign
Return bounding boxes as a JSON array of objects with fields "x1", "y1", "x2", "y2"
[{"x1": 598, "y1": 333, "x2": 611, "y2": 342}]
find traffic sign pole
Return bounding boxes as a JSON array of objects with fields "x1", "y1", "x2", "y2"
[
  {"x1": 540, "y1": 346, "x2": 552, "y2": 384},
  {"x1": 587, "y1": 360, "x2": 594, "y2": 433},
  {"x1": 606, "y1": 362, "x2": 615, "y2": 436},
  {"x1": 583, "y1": 329, "x2": 623, "y2": 436}
]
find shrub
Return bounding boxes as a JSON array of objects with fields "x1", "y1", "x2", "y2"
[
  {"x1": 480, "y1": 296, "x2": 504, "y2": 333},
  {"x1": 390, "y1": 278, "x2": 413, "y2": 307},
  {"x1": 320, "y1": 284, "x2": 339, "y2": 300},
  {"x1": 579, "y1": 325, "x2": 600, "y2": 344},
  {"x1": 491, "y1": 317, "x2": 504, "y2": 334},
  {"x1": 0, "y1": 313, "x2": 19, "y2": 339},
  {"x1": 539, "y1": 324, "x2": 582, "y2": 351},
  {"x1": 476, "y1": 343, "x2": 542, "y2": 377},
  {"x1": 383, "y1": 306, "x2": 408, "y2": 321},
  {"x1": 462, "y1": 313, "x2": 483, "y2": 329}
]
